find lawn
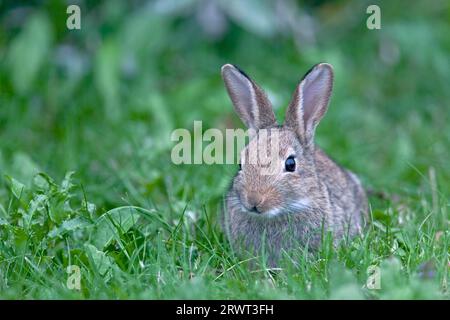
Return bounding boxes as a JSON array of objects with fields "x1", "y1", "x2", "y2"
[{"x1": 0, "y1": 1, "x2": 448, "y2": 299}]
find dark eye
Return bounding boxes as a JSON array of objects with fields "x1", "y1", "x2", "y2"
[
  {"x1": 285, "y1": 156, "x2": 296, "y2": 172},
  {"x1": 238, "y1": 163, "x2": 242, "y2": 171}
]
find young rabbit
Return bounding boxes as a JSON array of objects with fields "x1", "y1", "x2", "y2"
[{"x1": 221, "y1": 63, "x2": 368, "y2": 266}]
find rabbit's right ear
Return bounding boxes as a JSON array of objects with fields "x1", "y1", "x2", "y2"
[
  {"x1": 284, "y1": 63, "x2": 334, "y2": 146},
  {"x1": 221, "y1": 64, "x2": 277, "y2": 130}
]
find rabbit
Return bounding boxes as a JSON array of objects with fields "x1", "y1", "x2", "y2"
[{"x1": 221, "y1": 63, "x2": 368, "y2": 266}]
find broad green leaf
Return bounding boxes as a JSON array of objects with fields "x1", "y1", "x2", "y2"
[
  {"x1": 4, "y1": 175, "x2": 26, "y2": 199},
  {"x1": 85, "y1": 244, "x2": 114, "y2": 278},
  {"x1": 92, "y1": 206, "x2": 141, "y2": 249},
  {"x1": 33, "y1": 172, "x2": 58, "y2": 191},
  {"x1": 61, "y1": 171, "x2": 76, "y2": 192},
  {"x1": 48, "y1": 217, "x2": 91, "y2": 238},
  {"x1": 26, "y1": 194, "x2": 48, "y2": 227}
]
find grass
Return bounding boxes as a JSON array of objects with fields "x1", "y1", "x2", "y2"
[{"x1": 0, "y1": 1, "x2": 449, "y2": 299}]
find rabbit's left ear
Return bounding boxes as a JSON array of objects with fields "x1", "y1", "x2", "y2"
[
  {"x1": 284, "y1": 63, "x2": 334, "y2": 145},
  {"x1": 221, "y1": 64, "x2": 277, "y2": 130}
]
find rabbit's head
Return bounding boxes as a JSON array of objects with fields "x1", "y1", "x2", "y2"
[{"x1": 222, "y1": 63, "x2": 334, "y2": 217}]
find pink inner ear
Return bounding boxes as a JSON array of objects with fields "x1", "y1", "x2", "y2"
[
  {"x1": 300, "y1": 66, "x2": 332, "y2": 125},
  {"x1": 222, "y1": 66, "x2": 256, "y2": 126}
]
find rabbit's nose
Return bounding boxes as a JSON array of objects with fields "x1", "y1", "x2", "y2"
[{"x1": 247, "y1": 193, "x2": 264, "y2": 213}]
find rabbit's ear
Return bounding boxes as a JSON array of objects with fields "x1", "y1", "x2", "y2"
[
  {"x1": 284, "y1": 63, "x2": 334, "y2": 145},
  {"x1": 221, "y1": 64, "x2": 277, "y2": 130}
]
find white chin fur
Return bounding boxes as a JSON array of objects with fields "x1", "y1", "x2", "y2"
[
  {"x1": 255, "y1": 199, "x2": 311, "y2": 218},
  {"x1": 264, "y1": 207, "x2": 282, "y2": 217}
]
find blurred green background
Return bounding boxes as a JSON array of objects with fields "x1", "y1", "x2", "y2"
[
  {"x1": 1, "y1": 0, "x2": 449, "y2": 202},
  {"x1": 0, "y1": 0, "x2": 448, "y2": 299}
]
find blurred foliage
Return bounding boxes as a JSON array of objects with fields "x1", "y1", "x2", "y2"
[{"x1": 0, "y1": 0, "x2": 448, "y2": 299}]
